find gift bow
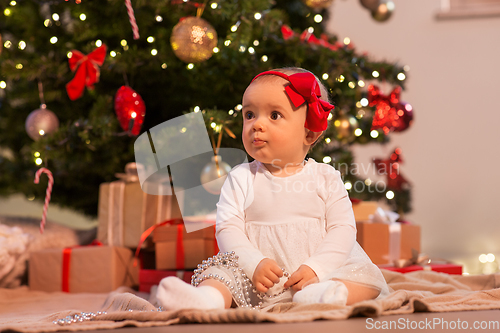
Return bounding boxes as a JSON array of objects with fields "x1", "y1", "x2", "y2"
[
  {"x1": 66, "y1": 45, "x2": 107, "y2": 100},
  {"x1": 370, "y1": 207, "x2": 400, "y2": 224},
  {"x1": 251, "y1": 70, "x2": 334, "y2": 132},
  {"x1": 394, "y1": 248, "x2": 429, "y2": 268}
]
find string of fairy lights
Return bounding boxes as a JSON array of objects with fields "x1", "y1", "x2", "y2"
[{"x1": 1, "y1": 0, "x2": 409, "y2": 201}]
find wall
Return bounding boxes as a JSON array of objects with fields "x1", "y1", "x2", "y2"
[{"x1": 326, "y1": 0, "x2": 500, "y2": 273}]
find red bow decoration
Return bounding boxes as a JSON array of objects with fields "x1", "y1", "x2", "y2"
[
  {"x1": 373, "y1": 148, "x2": 410, "y2": 191},
  {"x1": 251, "y1": 70, "x2": 335, "y2": 132},
  {"x1": 281, "y1": 25, "x2": 349, "y2": 52},
  {"x1": 368, "y1": 84, "x2": 414, "y2": 134},
  {"x1": 66, "y1": 45, "x2": 107, "y2": 100}
]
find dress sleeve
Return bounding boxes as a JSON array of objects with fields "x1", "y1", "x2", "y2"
[
  {"x1": 302, "y1": 168, "x2": 357, "y2": 282},
  {"x1": 215, "y1": 167, "x2": 267, "y2": 280}
]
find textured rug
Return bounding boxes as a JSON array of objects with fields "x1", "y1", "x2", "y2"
[{"x1": 1, "y1": 270, "x2": 500, "y2": 332}]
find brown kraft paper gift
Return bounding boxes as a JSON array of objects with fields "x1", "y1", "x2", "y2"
[
  {"x1": 356, "y1": 222, "x2": 420, "y2": 265},
  {"x1": 29, "y1": 246, "x2": 138, "y2": 293},
  {"x1": 97, "y1": 180, "x2": 184, "y2": 248}
]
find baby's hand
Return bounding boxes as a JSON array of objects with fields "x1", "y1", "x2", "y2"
[
  {"x1": 252, "y1": 258, "x2": 283, "y2": 293},
  {"x1": 283, "y1": 265, "x2": 318, "y2": 292}
]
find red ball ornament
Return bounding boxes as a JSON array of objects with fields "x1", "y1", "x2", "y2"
[{"x1": 114, "y1": 86, "x2": 145, "y2": 136}]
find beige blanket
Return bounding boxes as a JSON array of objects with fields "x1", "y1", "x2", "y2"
[{"x1": 1, "y1": 270, "x2": 500, "y2": 332}]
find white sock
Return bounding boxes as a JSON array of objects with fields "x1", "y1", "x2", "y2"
[
  {"x1": 292, "y1": 280, "x2": 348, "y2": 306},
  {"x1": 156, "y1": 276, "x2": 225, "y2": 310}
]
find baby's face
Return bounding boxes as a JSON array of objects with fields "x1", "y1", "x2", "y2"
[{"x1": 241, "y1": 79, "x2": 308, "y2": 171}]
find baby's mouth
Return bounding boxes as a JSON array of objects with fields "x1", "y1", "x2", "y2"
[{"x1": 253, "y1": 138, "x2": 266, "y2": 145}]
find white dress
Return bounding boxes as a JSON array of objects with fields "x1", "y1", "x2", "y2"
[{"x1": 194, "y1": 158, "x2": 389, "y2": 308}]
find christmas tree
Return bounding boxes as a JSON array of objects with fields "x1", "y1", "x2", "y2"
[{"x1": 0, "y1": 0, "x2": 412, "y2": 220}]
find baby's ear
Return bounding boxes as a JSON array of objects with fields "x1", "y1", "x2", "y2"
[{"x1": 304, "y1": 129, "x2": 323, "y2": 146}]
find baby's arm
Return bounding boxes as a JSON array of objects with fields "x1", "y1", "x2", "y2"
[
  {"x1": 215, "y1": 167, "x2": 270, "y2": 288},
  {"x1": 301, "y1": 169, "x2": 357, "y2": 282}
]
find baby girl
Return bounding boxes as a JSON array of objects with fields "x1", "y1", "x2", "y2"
[{"x1": 156, "y1": 67, "x2": 389, "y2": 310}]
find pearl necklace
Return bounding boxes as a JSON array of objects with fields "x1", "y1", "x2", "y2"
[{"x1": 191, "y1": 251, "x2": 290, "y2": 310}]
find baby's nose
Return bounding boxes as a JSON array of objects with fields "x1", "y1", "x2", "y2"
[{"x1": 252, "y1": 118, "x2": 264, "y2": 131}]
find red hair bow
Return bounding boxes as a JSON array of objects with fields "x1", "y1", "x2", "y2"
[
  {"x1": 251, "y1": 70, "x2": 334, "y2": 132},
  {"x1": 66, "y1": 45, "x2": 107, "y2": 100}
]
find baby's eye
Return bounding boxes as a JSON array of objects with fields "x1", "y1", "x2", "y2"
[
  {"x1": 244, "y1": 111, "x2": 254, "y2": 120},
  {"x1": 270, "y1": 111, "x2": 283, "y2": 120}
]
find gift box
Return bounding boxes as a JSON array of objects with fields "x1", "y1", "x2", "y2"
[
  {"x1": 29, "y1": 245, "x2": 138, "y2": 293},
  {"x1": 352, "y1": 201, "x2": 379, "y2": 221},
  {"x1": 378, "y1": 263, "x2": 463, "y2": 275},
  {"x1": 356, "y1": 222, "x2": 421, "y2": 265},
  {"x1": 153, "y1": 222, "x2": 219, "y2": 270},
  {"x1": 139, "y1": 269, "x2": 194, "y2": 292},
  {"x1": 97, "y1": 163, "x2": 184, "y2": 248}
]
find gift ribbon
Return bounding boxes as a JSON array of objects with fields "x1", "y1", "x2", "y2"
[
  {"x1": 133, "y1": 218, "x2": 184, "y2": 268},
  {"x1": 176, "y1": 224, "x2": 185, "y2": 269},
  {"x1": 61, "y1": 240, "x2": 103, "y2": 292},
  {"x1": 107, "y1": 181, "x2": 126, "y2": 246},
  {"x1": 388, "y1": 222, "x2": 401, "y2": 263},
  {"x1": 62, "y1": 248, "x2": 72, "y2": 292}
]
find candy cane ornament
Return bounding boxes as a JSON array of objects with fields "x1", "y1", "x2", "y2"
[
  {"x1": 124, "y1": 0, "x2": 140, "y2": 40},
  {"x1": 34, "y1": 168, "x2": 54, "y2": 234}
]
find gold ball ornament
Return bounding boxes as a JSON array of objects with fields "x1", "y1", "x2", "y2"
[
  {"x1": 170, "y1": 16, "x2": 218, "y2": 63},
  {"x1": 359, "y1": 0, "x2": 380, "y2": 11},
  {"x1": 371, "y1": 1, "x2": 395, "y2": 22},
  {"x1": 200, "y1": 155, "x2": 232, "y2": 195},
  {"x1": 333, "y1": 113, "x2": 359, "y2": 143},
  {"x1": 303, "y1": 0, "x2": 335, "y2": 9}
]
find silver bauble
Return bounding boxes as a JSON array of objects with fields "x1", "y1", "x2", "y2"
[
  {"x1": 25, "y1": 106, "x2": 59, "y2": 141},
  {"x1": 200, "y1": 155, "x2": 232, "y2": 195}
]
